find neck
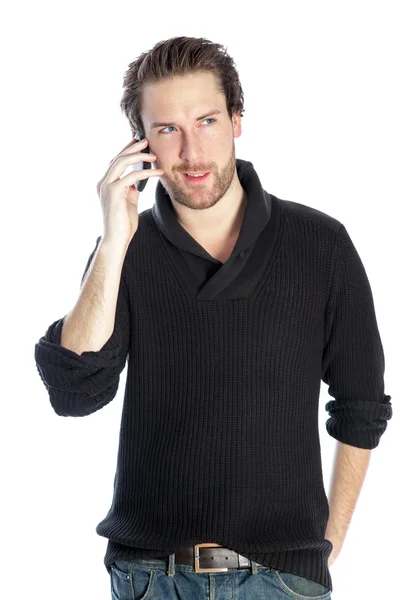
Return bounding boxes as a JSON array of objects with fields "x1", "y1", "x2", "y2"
[{"x1": 173, "y1": 180, "x2": 248, "y2": 243}]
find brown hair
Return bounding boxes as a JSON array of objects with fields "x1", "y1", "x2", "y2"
[{"x1": 120, "y1": 36, "x2": 245, "y2": 139}]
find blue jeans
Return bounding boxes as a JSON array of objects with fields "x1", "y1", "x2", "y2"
[{"x1": 110, "y1": 557, "x2": 332, "y2": 600}]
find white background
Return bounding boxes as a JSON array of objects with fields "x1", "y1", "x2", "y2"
[{"x1": 2, "y1": 1, "x2": 398, "y2": 598}]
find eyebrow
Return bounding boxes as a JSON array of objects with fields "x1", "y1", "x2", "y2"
[{"x1": 150, "y1": 109, "x2": 222, "y2": 129}]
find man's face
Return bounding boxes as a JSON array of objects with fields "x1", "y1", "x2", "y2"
[{"x1": 141, "y1": 70, "x2": 242, "y2": 211}]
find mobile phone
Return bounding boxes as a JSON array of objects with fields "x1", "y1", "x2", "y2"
[{"x1": 132, "y1": 132, "x2": 152, "y2": 192}]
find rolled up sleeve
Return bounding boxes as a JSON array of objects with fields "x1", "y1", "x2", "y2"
[
  {"x1": 321, "y1": 224, "x2": 392, "y2": 449},
  {"x1": 34, "y1": 236, "x2": 131, "y2": 417}
]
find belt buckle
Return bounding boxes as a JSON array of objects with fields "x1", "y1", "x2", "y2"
[{"x1": 194, "y1": 543, "x2": 229, "y2": 573}]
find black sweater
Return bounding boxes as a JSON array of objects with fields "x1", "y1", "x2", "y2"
[{"x1": 34, "y1": 158, "x2": 392, "y2": 592}]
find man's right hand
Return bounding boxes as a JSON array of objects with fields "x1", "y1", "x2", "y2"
[{"x1": 96, "y1": 137, "x2": 164, "y2": 246}]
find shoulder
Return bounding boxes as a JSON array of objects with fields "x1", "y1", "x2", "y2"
[
  {"x1": 138, "y1": 208, "x2": 153, "y2": 223},
  {"x1": 273, "y1": 194, "x2": 343, "y2": 235},
  {"x1": 133, "y1": 208, "x2": 155, "y2": 235}
]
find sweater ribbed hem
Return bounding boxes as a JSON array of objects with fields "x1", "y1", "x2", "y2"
[{"x1": 102, "y1": 537, "x2": 333, "y2": 592}]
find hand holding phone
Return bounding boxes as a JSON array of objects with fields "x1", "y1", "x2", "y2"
[{"x1": 96, "y1": 136, "x2": 163, "y2": 246}]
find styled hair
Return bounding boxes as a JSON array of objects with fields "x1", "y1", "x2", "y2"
[{"x1": 120, "y1": 36, "x2": 245, "y2": 138}]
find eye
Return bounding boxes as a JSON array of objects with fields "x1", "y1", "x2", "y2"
[{"x1": 159, "y1": 118, "x2": 216, "y2": 134}]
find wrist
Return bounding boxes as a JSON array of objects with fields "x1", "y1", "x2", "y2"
[{"x1": 100, "y1": 236, "x2": 131, "y2": 254}]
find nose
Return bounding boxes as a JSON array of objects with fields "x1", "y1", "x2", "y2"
[{"x1": 179, "y1": 134, "x2": 204, "y2": 166}]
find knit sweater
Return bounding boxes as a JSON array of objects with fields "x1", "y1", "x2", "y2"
[{"x1": 34, "y1": 158, "x2": 392, "y2": 592}]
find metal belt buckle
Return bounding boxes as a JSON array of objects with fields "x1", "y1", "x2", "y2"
[{"x1": 194, "y1": 543, "x2": 229, "y2": 573}]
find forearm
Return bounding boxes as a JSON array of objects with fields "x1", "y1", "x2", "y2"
[
  {"x1": 60, "y1": 239, "x2": 129, "y2": 355},
  {"x1": 325, "y1": 441, "x2": 371, "y2": 551}
]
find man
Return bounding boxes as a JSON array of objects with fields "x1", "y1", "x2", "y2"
[{"x1": 35, "y1": 36, "x2": 392, "y2": 599}]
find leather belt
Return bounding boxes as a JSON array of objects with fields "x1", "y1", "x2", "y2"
[{"x1": 154, "y1": 542, "x2": 265, "y2": 573}]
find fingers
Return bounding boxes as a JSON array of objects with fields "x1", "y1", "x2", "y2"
[
  {"x1": 114, "y1": 167, "x2": 164, "y2": 190},
  {"x1": 109, "y1": 138, "x2": 148, "y2": 165},
  {"x1": 97, "y1": 138, "x2": 153, "y2": 195}
]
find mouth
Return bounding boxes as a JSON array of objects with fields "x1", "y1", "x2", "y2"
[{"x1": 182, "y1": 172, "x2": 210, "y2": 183}]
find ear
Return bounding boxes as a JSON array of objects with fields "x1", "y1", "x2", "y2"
[{"x1": 232, "y1": 111, "x2": 242, "y2": 139}]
